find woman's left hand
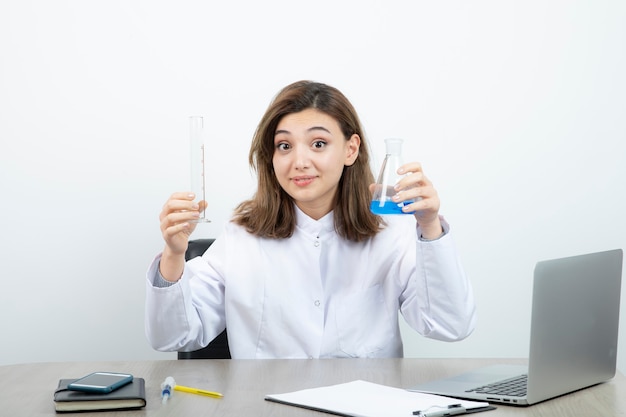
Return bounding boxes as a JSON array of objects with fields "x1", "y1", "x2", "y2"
[{"x1": 393, "y1": 162, "x2": 443, "y2": 239}]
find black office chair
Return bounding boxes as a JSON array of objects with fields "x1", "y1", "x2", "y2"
[{"x1": 177, "y1": 238, "x2": 231, "y2": 359}]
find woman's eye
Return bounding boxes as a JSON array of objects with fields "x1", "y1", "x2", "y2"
[
  {"x1": 276, "y1": 143, "x2": 290, "y2": 151},
  {"x1": 312, "y1": 140, "x2": 326, "y2": 149}
]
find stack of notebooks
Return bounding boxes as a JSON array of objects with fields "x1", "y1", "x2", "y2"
[{"x1": 53, "y1": 378, "x2": 146, "y2": 412}]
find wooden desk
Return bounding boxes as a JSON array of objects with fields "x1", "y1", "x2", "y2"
[{"x1": 1, "y1": 358, "x2": 624, "y2": 416}]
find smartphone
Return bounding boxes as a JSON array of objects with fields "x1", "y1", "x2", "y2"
[{"x1": 67, "y1": 372, "x2": 133, "y2": 393}]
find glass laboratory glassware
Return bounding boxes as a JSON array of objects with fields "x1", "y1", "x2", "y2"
[
  {"x1": 370, "y1": 138, "x2": 415, "y2": 215},
  {"x1": 189, "y1": 116, "x2": 210, "y2": 223}
]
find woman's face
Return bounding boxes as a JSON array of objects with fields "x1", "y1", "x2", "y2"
[{"x1": 272, "y1": 108, "x2": 360, "y2": 220}]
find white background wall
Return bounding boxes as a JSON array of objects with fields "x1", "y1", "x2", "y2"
[{"x1": 1, "y1": 1, "x2": 625, "y2": 372}]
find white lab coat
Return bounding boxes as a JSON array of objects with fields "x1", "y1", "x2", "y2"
[{"x1": 145, "y1": 208, "x2": 476, "y2": 358}]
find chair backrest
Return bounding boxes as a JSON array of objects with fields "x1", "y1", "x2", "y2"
[{"x1": 177, "y1": 238, "x2": 231, "y2": 359}]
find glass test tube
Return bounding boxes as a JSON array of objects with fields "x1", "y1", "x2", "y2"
[{"x1": 189, "y1": 116, "x2": 210, "y2": 223}]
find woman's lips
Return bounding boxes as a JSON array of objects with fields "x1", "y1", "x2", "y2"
[{"x1": 292, "y1": 176, "x2": 316, "y2": 187}]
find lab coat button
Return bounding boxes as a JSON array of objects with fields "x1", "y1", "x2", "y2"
[
  {"x1": 314, "y1": 300, "x2": 321, "y2": 307},
  {"x1": 314, "y1": 240, "x2": 320, "y2": 247}
]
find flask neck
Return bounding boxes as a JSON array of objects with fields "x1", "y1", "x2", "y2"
[{"x1": 384, "y1": 138, "x2": 404, "y2": 156}]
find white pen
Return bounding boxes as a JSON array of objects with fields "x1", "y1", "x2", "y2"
[{"x1": 160, "y1": 376, "x2": 176, "y2": 404}]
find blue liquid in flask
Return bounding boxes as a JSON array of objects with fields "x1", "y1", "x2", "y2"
[{"x1": 370, "y1": 200, "x2": 415, "y2": 215}]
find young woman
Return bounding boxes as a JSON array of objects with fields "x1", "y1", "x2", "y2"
[{"x1": 145, "y1": 80, "x2": 476, "y2": 358}]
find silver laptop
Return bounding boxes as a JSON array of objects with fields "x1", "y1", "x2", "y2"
[{"x1": 409, "y1": 249, "x2": 623, "y2": 406}]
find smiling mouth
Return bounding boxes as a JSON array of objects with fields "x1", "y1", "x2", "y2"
[{"x1": 292, "y1": 176, "x2": 316, "y2": 186}]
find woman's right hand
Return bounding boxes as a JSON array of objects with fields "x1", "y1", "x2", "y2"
[
  {"x1": 160, "y1": 192, "x2": 207, "y2": 254},
  {"x1": 158, "y1": 192, "x2": 207, "y2": 281}
]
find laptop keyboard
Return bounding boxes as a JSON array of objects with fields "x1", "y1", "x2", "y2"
[{"x1": 465, "y1": 374, "x2": 528, "y2": 397}]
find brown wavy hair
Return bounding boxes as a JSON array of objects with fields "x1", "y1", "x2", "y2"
[{"x1": 232, "y1": 80, "x2": 382, "y2": 242}]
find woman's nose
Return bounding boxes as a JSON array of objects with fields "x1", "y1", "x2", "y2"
[{"x1": 294, "y1": 147, "x2": 310, "y2": 169}]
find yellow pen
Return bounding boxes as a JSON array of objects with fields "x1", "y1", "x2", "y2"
[{"x1": 173, "y1": 384, "x2": 223, "y2": 399}]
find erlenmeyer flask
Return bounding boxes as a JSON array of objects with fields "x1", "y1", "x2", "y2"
[{"x1": 370, "y1": 138, "x2": 415, "y2": 215}]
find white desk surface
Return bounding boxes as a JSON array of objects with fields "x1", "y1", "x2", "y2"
[{"x1": 1, "y1": 358, "x2": 624, "y2": 416}]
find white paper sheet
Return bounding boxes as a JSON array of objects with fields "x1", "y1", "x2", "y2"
[{"x1": 266, "y1": 380, "x2": 491, "y2": 417}]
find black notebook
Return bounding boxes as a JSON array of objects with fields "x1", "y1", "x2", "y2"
[{"x1": 54, "y1": 378, "x2": 146, "y2": 412}]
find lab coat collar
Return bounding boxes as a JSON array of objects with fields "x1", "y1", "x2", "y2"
[{"x1": 294, "y1": 205, "x2": 335, "y2": 239}]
